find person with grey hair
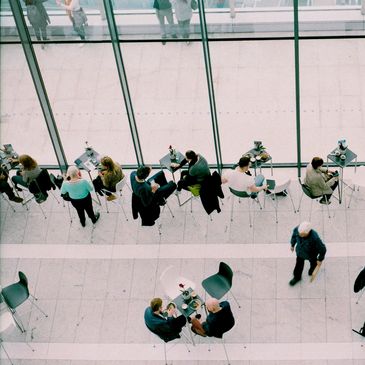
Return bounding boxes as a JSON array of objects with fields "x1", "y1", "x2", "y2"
[
  {"x1": 289, "y1": 221, "x2": 326, "y2": 286},
  {"x1": 190, "y1": 297, "x2": 235, "y2": 337},
  {"x1": 60, "y1": 166, "x2": 100, "y2": 227}
]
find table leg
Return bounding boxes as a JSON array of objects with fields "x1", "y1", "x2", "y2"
[
  {"x1": 339, "y1": 168, "x2": 343, "y2": 204},
  {"x1": 88, "y1": 171, "x2": 101, "y2": 206},
  {"x1": 270, "y1": 159, "x2": 273, "y2": 176}
]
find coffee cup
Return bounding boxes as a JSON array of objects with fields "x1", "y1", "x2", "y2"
[
  {"x1": 340, "y1": 154, "x2": 346, "y2": 160},
  {"x1": 335, "y1": 150, "x2": 341, "y2": 157},
  {"x1": 181, "y1": 303, "x2": 188, "y2": 310}
]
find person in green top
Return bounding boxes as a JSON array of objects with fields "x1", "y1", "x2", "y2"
[{"x1": 61, "y1": 166, "x2": 100, "y2": 227}]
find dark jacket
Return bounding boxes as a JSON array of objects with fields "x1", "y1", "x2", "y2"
[
  {"x1": 202, "y1": 301, "x2": 235, "y2": 338},
  {"x1": 144, "y1": 307, "x2": 181, "y2": 342},
  {"x1": 132, "y1": 193, "x2": 160, "y2": 226},
  {"x1": 290, "y1": 226, "x2": 326, "y2": 261},
  {"x1": 29, "y1": 169, "x2": 55, "y2": 195},
  {"x1": 200, "y1": 171, "x2": 224, "y2": 215}
]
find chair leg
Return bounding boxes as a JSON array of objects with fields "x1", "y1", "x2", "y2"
[
  {"x1": 104, "y1": 196, "x2": 110, "y2": 213},
  {"x1": 163, "y1": 341, "x2": 168, "y2": 365},
  {"x1": 29, "y1": 294, "x2": 48, "y2": 317},
  {"x1": 288, "y1": 189, "x2": 296, "y2": 213},
  {"x1": 230, "y1": 195, "x2": 234, "y2": 222},
  {"x1": 67, "y1": 201, "x2": 73, "y2": 223},
  {"x1": 180, "y1": 329, "x2": 192, "y2": 350},
  {"x1": 347, "y1": 183, "x2": 355, "y2": 208},
  {"x1": 297, "y1": 191, "x2": 304, "y2": 213},
  {"x1": 322, "y1": 195, "x2": 331, "y2": 219},
  {"x1": 164, "y1": 200, "x2": 174, "y2": 218},
  {"x1": 9, "y1": 309, "x2": 26, "y2": 333},
  {"x1": 221, "y1": 337, "x2": 231, "y2": 365},
  {"x1": 0, "y1": 194, "x2": 16, "y2": 213},
  {"x1": 229, "y1": 290, "x2": 241, "y2": 309},
  {"x1": 49, "y1": 190, "x2": 60, "y2": 204},
  {"x1": 309, "y1": 199, "x2": 313, "y2": 221},
  {"x1": 0, "y1": 340, "x2": 14, "y2": 365},
  {"x1": 247, "y1": 198, "x2": 252, "y2": 228}
]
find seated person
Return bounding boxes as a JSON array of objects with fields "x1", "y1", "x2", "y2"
[
  {"x1": 304, "y1": 157, "x2": 339, "y2": 204},
  {"x1": 92, "y1": 156, "x2": 124, "y2": 201},
  {"x1": 0, "y1": 166, "x2": 23, "y2": 203},
  {"x1": 191, "y1": 298, "x2": 235, "y2": 338},
  {"x1": 222, "y1": 155, "x2": 268, "y2": 197},
  {"x1": 130, "y1": 166, "x2": 176, "y2": 207},
  {"x1": 11, "y1": 154, "x2": 41, "y2": 190},
  {"x1": 172, "y1": 150, "x2": 210, "y2": 192},
  {"x1": 144, "y1": 298, "x2": 187, "y2": 342}
]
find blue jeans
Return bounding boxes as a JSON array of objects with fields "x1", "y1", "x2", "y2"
[{"x1": 250, "y1": 174, "x2": 265, "y2": 198}]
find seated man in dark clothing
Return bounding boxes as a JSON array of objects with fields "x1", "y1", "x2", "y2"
[
  {"x1": 191, "y1": 298, "x2": 235, "y2": 338},
  {"x1": 0, "y1": 167, "x2": 23, "y2": 203},
  {"x1": 144, "y1": 298, "x2": 187, "y2": 342},
  {"x1": 130, "y1": 166, "x2": 176, "y2": 207},
  {"x1": 172, "y1": 150, "x2": 210, "y2": 192}
]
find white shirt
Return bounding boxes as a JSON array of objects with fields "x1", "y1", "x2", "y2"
[{"x1": 224, "y1": 168, "x2": 254, "y2": 194}]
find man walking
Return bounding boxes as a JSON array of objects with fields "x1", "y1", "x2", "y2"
[{"x1": 289, "y1": 221, "x2": 326, "y2": 286}]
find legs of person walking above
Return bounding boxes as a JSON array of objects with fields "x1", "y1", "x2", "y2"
[
  {"x1": 164, "y1": 8, "x2": 177, "y2": 37},
  {"x1": 71, "y1": 198, "x2": 86, "y2": 227},
  {"x1": 178, "y1": 19, "x2": 190, "y2": 38},
  {"x1": 156, "y1": 10, "x2": 167, "y2": 38},
  {"x1": 308, "y1": 259, "x2": 318, "y2": 276},
  {"x1": 83, "y1": 194, "x2": 99, "y2": 223},
  {"x1": 290, "y1": 256, "x2": 305, "y2": 286},
  {"x1": 40, "y1": 25, "x2": 48, "y2": 41}
]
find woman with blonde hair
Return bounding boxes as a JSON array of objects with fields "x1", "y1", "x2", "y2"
[
  {"x1": 11, "y1": 154, "x2": 42, "y2": 190},
  {"x1": 61, "y1": 166, "x2": 100, "y2": 227},
  {"x1": 93, "y1": 156, "x2": 124, "y2": 201}
]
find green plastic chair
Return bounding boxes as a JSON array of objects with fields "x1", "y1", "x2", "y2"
[{"x1": 0, "y1": 271, "x2": 48, "y2": 332}]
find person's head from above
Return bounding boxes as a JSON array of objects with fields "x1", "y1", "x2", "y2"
[
  {"x1": 150, "y1": 297, "x2": 163, "y2": 313},
  {"x1": 100, "y1": 156, "x2": 116, "y2": 172},
  {"x1": 19, "y1": 154, "x2": 37, "y2": 170},
  {"x1": 136, "y1": 166, "x2": 151, "y2": 180},
  {"x1": 298, "y1": 221, "x2": 312, "y2": 238},
  {"x1": 185, "y1": 150, "x2": 198, "y2": 163},
  {"x1": 66, "y1": 165, "x2": 81, "y2": 180},
  {"x1": 238, "y1": 155, "x2": 250, "y2": 169},
  {"x1": 311, "y1": 157, "x2": 324, "y2": 170},
  {"x1": 206, "y1": 297, "x2": 221, "y2": 313}
]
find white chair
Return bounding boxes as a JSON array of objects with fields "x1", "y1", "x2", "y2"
[
  {"x1": 264, "y1": 179, "x2": 296, "y2": 223},
  {"x1": 229, "y1": 187, "x2": 262, "y2": 228},
  {"x1": 159, "y1": 265, "x2": 196, "y2": 300},
  {"x1": 344, "y1": 166, "x2": 365, "y2": 208},
  {"x1": 101, "y1": 175, "x2": 131, "y2": 221}
]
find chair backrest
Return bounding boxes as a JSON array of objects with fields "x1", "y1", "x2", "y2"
[
  {"x1": 115, "y1": 175, "x2": 127, "y2": 192},
  {"x1": 218, "y1": 262, "x2": 233, "y2": 288},
  {"x1": 273, "y1": 179, "x2": 291, "y2": 194},
  {"x1": 18, "y1": 271, "x2": 29, "y2": 294},
  {"x1": 301, "y1": 183, "x2": 315, "y2": 199},
  {"x1": 229, "y1": 187, "x2": 250, "y2": 198}
]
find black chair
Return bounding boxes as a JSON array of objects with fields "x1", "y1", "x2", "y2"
[
  {"x1": 0, "y1": 271, "x2": 48, "y2": 333},
  {"x1": 297, "y1": 179, "x2": 331, "y2": 219},
  {"x1": 202, "y1": 262, "x2": 241, "y2": 308}
]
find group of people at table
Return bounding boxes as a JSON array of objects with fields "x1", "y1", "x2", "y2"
[{"x1": 0, "y1": 150, "x2": 339, "y2": 227}]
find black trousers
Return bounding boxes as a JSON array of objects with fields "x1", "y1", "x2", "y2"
[
  {"x1": 0, "y1": 180, "x2": 15, "y2": 199},
  {"x1": 293, "y1": 256, "x2": 317, "y2": 280},
  {"x1": 170, "y1": 315, "x2": 187, "y2": 333},
  {"x1": 92, "y1": 176, "x2": 114, "y2": 196},
  {"x1": 147, "y1": 171, "x2": 176, "y2": 204},
  {"x1": 177, "y1": 170, "x2": 197, "y2": 192},
  {"x1": 70, "y1": 193, "x2": 97, "y2": 225}
]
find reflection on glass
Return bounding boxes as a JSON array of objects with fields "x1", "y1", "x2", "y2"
[
  {"x1": 153, "y1": 0, "x2": 178, "y2": 43},
  {"x1": 24, "y1": 0, "x2": 50, "y2": 45}
]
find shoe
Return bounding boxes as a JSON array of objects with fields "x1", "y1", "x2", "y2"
[
  {"x1": 265, "y1": 190, "x2": 272, "y2": 195},
  {"x1": 187, "y1": 316, "x2": 192, "y2": 323},
  {"x1": 195, "y1": 314, "x2": 201, "y2": 320},
  {"x1": 289, "y1": 277, "x2": 301, "y2": 286},
  {"x1": 186, "y1": 41, "x2": 190, "y2": 45},
  {"x1": 93, "y1": 212, "x2": 100, "y2": 224},
  {"x1": 15, "y1": 186, "x2": 23, "y2": 192},
  {"x1": 41, "y1": 44, "x2": 45, "y2": 50},
  {"x1": 9, "y1": 196, "x2": 23, "y2": 203},
  {"x1": 81, "y1": 222, "x2": 86, "y2": 227},
  {"x1": 308, "y1": 269, "x2": 315, "y2": 276},
  {"x1": 106, "y1": 194, "x2": 117, "y2": 202},
  {"x1": 319, "y1": 198, "x2": 331, "y2": 205}
]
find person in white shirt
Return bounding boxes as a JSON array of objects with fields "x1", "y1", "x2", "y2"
[{"x1": 222, "y1": 155, "x2": 268, "y2": 197}]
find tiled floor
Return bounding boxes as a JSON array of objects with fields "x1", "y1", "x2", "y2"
[{"x1": 0, "y1": 167, "x2": 364, "y2": 364}]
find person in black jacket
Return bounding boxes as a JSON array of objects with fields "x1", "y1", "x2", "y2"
[
  {"x1": 144, "y1": 298, "x2": 186, "y2": 342},
  {"x1": 191, "y1": 298, "x2": 235, "y2": 338},
  {"x1": 289, "y1": 221, "x2": 327, "y2": 286},
  {"x1": 0, "y1": 167, "x2": 23, "y2": 203}
]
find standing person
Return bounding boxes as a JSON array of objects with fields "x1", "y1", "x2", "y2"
[
  {"x1": 172, "y1": 150, "x2": 210, "y2": 192},
  {"x1": 222, "y1": 155, "x2": 268, "y2": 196},
  {"x1": 144, "y1": 298, "x2": 187, "y2": 341},
  {"x1": 0, "y1": 167, "x2": 23, "y2": 203},
  {"x1": 172, "y1": 0, "x2": 193, "y2": 42},
  {"x1": 304, "y1": 156, "x2": 339, "y2": 205},
  {"x1": 92, "y1": 156, "x2": 124, "y2": 201},
  {"x1": 57, "y1": 0, "x2": 88, "y2": 43},
  {"x1": 60, "y1": 166, "x2": 100, "y2": 227},
  {"x1": 153, "y1": 0, "x2": 177, "y2": 45},
  {"x1": 11, "y1": 154, "x2": 42, "y2": 190},
  {"x1": 289, "y1": 221, "x2": 327, "y2": 286},
  {"x1": 191, "y1": 298, "x2": 235, "y2": 337},
  {"x1": 25, "y1": 0, "x2": 50, "y2": 48}
]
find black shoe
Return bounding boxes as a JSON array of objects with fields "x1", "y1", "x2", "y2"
[
  {"x1": 15, "y1": 186, "x2": 23, "y2": 192},
  {"x1": 265, "y1": 190, "x2": 272, "y2": 195},
  {"x1": 289, "y1": 277, "x2": 301, "y2": 286},
  {"x1": 319, "y1": 198, "x2": 331, "y2": 205},
  {"x1": 9, "y1": 196, "x2": 23, "y2": 203},
  {"x1": 195, "y1": 314, "x2": 201, "y2": 320},
  {"x1": 308, "y1": 269, "x2": 314, "y2": 276},
  {"x1": 81, "y1": 221, "x2": 86, "y2": 227},
  {"x1": 187, "y1": 316, "x2": 192, "y2": 323},
  {"x1": 93, "y1": 212, "x2": 100, "y2": 224}
]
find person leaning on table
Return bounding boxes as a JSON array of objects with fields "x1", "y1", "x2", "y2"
[
  {"x1": 304, "y1": 156, "x2": 339, "y2": 205},
  {"x1": 61, "y1": 166, "x2": 100, "y2": 227}
]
